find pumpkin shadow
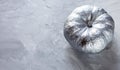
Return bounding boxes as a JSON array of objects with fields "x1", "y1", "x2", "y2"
[{"x1": 66, "y1": 40, "x2": 118, "y2": 70}]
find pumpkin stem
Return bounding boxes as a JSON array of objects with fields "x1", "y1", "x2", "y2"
[{"x1": 87, "y1": 13, "x2": 93, "y2": 28}]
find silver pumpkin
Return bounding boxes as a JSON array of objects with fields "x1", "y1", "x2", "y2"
[{"x1": 64, "y1": 5, "x2": 115, "y2": 53}]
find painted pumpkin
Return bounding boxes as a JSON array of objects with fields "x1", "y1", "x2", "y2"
[{"x1": 64, "y1": 5, "x2": 115, "y2": 53}]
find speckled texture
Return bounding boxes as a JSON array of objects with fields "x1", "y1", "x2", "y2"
[{"x1": 0, "y1": 0, "x2": 120, "y2": 70}]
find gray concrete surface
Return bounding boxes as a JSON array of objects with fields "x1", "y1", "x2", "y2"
[{"x1": 0, "y1": 0, "x2": 120, "y2": 70}]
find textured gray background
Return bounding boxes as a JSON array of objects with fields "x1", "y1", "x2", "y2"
[{"x1": 0, "y1": 0, "x2": 120, "y2": 70}]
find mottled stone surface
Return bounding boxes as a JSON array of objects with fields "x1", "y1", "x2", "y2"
[{"x1": 0, "y1": 0, "x2": 120, "y2": 70}]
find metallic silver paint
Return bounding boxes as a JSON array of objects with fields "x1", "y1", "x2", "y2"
[{"x1": 64, "y1": 5, "x2": 114, "y2": 53}]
